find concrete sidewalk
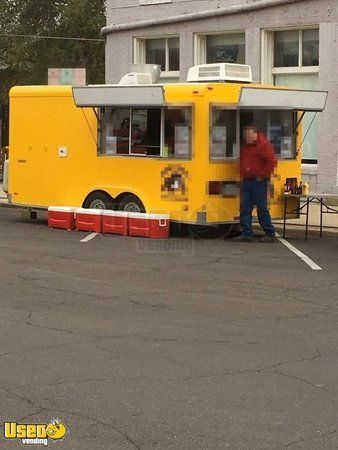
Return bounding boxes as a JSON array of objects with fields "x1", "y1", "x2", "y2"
[{"x1": 274, "y1": 198, "x2": 338, "y2": 231}]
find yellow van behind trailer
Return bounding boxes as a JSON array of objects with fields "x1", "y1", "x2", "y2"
[{"x1": 7, "y1": 65, "x2": 327, "y2": 230}]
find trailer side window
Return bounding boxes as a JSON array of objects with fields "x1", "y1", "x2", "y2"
[
  {"x1": 131, "y1": 108, "x2": 161, "y2": 156},
  {"x1": 164, "y1": 107, "x2": 192, "y2": 159},
  {"x1": 99, "y1": 107, "x2": 162, "y2": 156},
  {"x1": 269, "y1": 110, "x2": 295, "y2": 159},
  {"x1": 210, "y1": 108, "x2": 238, "y2": 159},
  {"x1": 240, "y1": 110, "x2": 296, "y2": 159},
  {"x1": 99, "y1": 106, "x2": 192, "y2": 158},
  {"x1": 99, "y1": 107, "x2": 130, "y2": 155}
]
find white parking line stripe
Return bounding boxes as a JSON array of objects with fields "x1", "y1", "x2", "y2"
[
  {"x1": 276, "y1": 235, "x2": 322, "y2": 271},
  {"x1": 80, "y1": 233, "x2": 99, "y2": 243}
]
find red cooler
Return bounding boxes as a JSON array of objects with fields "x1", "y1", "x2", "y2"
[
  {"x1": 129, "y1": 213, "x2": 170, "y2": 239},
  {"x1": 48, "y1": 206, "x2": 76, "y2": 231},
  {"x1": 76, "y1": 208, "x2": 102, "y2": 233},
  {"x1": 102, "y1": 211, "x2": 129, "y2": 236}
]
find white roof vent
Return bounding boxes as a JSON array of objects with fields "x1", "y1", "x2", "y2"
[
  {"x1": 187, "y1": 63, "x2": 253, "y2": 83},
  {"x1": 129, "y1": 64, "x2": 161, "y2": 83},
  {"x1": 119, "y1": 72, "x2": 153, "y2": 85}
]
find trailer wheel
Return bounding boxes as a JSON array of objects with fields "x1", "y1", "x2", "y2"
[
  {"x1": 118, "y1": 195, "x2": 145, "y2": 213},
  {"x1": 84, "y1": 192, "x2": 114, "y2": 210},
  {"x1": 189, "y1": 224, "x2": 236, "y2": 239}
]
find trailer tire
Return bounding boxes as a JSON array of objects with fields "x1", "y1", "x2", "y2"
[
  {"x1": 84, "y1": 192, "x2": 114, "y2": 210},
  {"x1": 118, "y1": 195, "x2": 145, "y2": 213}
]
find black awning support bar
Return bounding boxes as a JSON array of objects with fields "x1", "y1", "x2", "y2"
[
  {"x1": 80, "y1": 107, "x2": 99, "y2": 152},
  {"x1": 92, "y1": 107, "x2": 100, "y2": 122},
  {"x1": 294, "y1": 111, "x2": 305, "y2": 135},
  {"x1": 92, "y1": 107, "x2": 101, "y2": 153},
  {"x1": 296, "y1": 112, "x2": 318, "y2": 157}
]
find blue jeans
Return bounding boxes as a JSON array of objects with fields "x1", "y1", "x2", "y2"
[{"x1": 240, "y1": 178, "x2": 275, "y2": 237}]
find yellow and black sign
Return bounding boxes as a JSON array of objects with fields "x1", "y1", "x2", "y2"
[
  {"x1": 161, "y1": 164, "x2": 189, "y2": 202},
  {"x1": 4, "y1": 418, "x2": 67, "y2": 446}
]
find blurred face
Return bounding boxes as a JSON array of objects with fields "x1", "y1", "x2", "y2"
[{"x1": 243, "y1": 126, "x2": 258, "y2": 144}]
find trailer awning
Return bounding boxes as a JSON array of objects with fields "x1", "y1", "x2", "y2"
[
  {"x1": 72, "y1": 85, "x2": 165, "y2": 107},
  {"x1": 239, "y1": 87, "x2": 328, "y2": 112}
]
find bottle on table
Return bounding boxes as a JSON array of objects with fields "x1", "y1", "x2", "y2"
[{"x1": 298, "y1": 181, "x2": 303, "y2": 195}]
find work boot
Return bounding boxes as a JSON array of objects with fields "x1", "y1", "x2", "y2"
[
  {"x1": 232, "y1": 235, "x2": 254, "y2": 242},
  {"x1": 259, "y1": 234, "x2": 277, "y2": 243}
]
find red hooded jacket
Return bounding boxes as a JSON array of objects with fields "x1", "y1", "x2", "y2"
[{"x1": 240, "y1": 132, "x2": 277, "y2": 179}]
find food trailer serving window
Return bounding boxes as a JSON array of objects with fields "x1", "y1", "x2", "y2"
[
  {"x1": 210, "y1": 107, "x2": 296, "y2": 160},
  {"x1": 240, "y1": 110, "x2": 296, "y2": 159},
  {"x1": 238, "y1": 87, "x2": 328, "y2": 160},
  {"x1": 99, "y1": 107, "x2": 162, "y2": 156},
  {"x1": 73, "y1": 85, "x2": 192, "y2": 158},
  {"x1": 164, "y1": 107, "x2": 192, "y2": 159},
  {"x1": 99, "y1": 106, "x2": 192, "y2": 158},
  {"x1": 210, "y1": 108, "x2": 237, "y2": 160}
]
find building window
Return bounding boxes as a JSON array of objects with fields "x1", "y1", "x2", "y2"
[
  {"x1": 302, "y1": 29, "x2": 319, "y2": 66},
  {"x1": 274, "y1": 30, "x2": 299, "y2": 67},
  {"x1": 274, "y1": 29, "x2": 319, "y2": 68},
  {"x1": 195, "y1": 32, "x2": 245, "y2": 65},
  {"x1": 134, "y1": 36, "x2": 180, "y2": 77},
  {"x1": 262, "y1": 27, "x2": 319, "y2": 162},
  {"x1": 99, "y1": 106, "x2": 192, "y2": 158}
]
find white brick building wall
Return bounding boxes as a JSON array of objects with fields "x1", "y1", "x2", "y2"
[{"x1": 103, "y1": 0, "x2": 338, "y2": 194}]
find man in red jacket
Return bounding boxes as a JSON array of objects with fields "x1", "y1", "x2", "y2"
[{"x1": 233, "y1": 125, "x2": 277, "y2": 243}]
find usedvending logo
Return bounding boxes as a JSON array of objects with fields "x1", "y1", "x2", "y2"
[{"x1": 4, "y1": 418, "x2": 67, "y2": 446}]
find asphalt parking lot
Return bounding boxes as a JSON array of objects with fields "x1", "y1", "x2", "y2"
[{"x1": 1, "y1": 207, "x2": 338, "y2": 449}]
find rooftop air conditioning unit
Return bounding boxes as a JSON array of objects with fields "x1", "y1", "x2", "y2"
[
  {"x1": 129, "y1": 64, "x2": 161, "y2": 83},
  {"x1": 119, "y1": 72, "x2": 153, "y2": 85},
  {"x1": 187, "y1": 63, "x2": 253, "y2": 83}
]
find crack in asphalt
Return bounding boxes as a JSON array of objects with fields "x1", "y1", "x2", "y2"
[
  {"x1": 256, "y1": 350, "x2": 321, "y2": 373},
  {"x1": 0, "y1": 342, "x2": 75, "y2": 359},
  {"x1": 0, "y1": 313, "x2": 78, "y2": 336},
  {"x1": 18, "y1": 407, "x2": 49, "y2": 423},
  {"x1": 38, "y1": 349, "x2": 322, "y2": 387},
  {"x1": 48, "y1": 409, "x2": 141, "y2": 450},
  {"x1": 274, "y1": 305, "x2": 332, "y2": 323},
  {"x1": 22, "y1": 320, "x2": 76, "y2": 335},
  {"x1": 129, "y1": 299, "x2": 176, "y2": 311},
  {"x1": 281, "y1": 428, "x2": 338, "y2": 448},
  {"x1": 0, "y1": 386, "x2": 140, "y2": 449},
  {"x1": 93, "y1": 342, "x2": 124, "y2": 354},
  {"x1": 272, "y1": 370, "x2": 328, "y2": 391},
  {"x1": 0, "y1": 386, "x2": 42, "y2": 410},
  {"x1": 34, "y1": 284, "x2": 123, "y2": 302}
]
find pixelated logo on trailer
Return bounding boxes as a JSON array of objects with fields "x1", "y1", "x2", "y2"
[
  {"x1": 161, "y1": 164, "x2": 189, "y2": 202},
  {"x1": 4, "y1": 418, "x2": 67, "y2": 446}
]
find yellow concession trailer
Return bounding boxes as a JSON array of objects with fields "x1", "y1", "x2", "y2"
[{"x1": 6, "y1": 64, "x2": 327, "y2": 232}]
